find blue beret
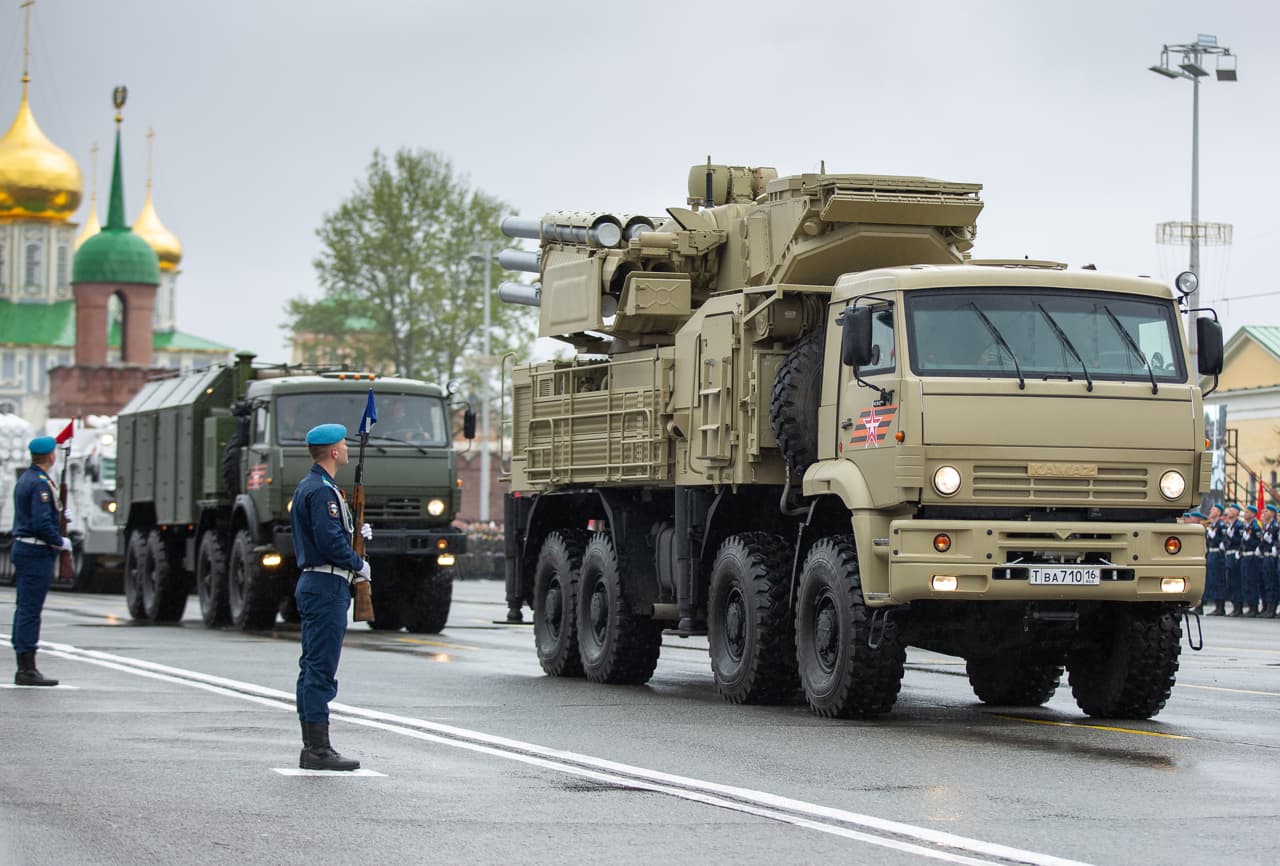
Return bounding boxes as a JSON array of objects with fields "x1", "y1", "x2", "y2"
[
  {"x1": 1245, "y1": 504, "x2": 1257, "y2": 513},
  {"x1": 1189, "y1": 510, "x2": 1204, "y2": 519},
  {"x1": 1267, "y1": 505, "x2": 1277, "y2": 514},
  {"x1": 1229, "y1": 502, "x2": 1241, "y2": 510},
  {"x1": 28, "y1": 435, "x2": 56, "y2": 455},
  {"x1": 1214, "y1": 503, "x2": 1224, "y2": 511},
  {"x1": 305, "y1": 423, "x2": 347, "y2": 446}
]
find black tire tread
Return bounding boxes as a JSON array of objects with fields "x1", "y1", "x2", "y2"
[
  {"x1": 196, "y1": 531, "x2": 230, "y2": 627},
  {"x1": 578, "y1": 532, "x2": 662, "y2": 685},
  {"x1": 708, "y1": 531, "x2": 798, "y2": 704},
  {"x1": 796, "y1": 535, "x2": 906, "y2": 718},
  {"x1": 409, "y1": 564, "x2": 453, "y2": 634},
  {"x1": 123, "y1": 530, "x2": 148, "y2": 620},
  {"x1": 145, "y1": 529, "x2": 188, "y2": 622},
  {"x1": 229, "y1": 529, "x2": 277, "y2": 630},
  {"x1": 770, "y1": 328, "x2": 826, "y2": 475},
  {"x1": 966, "y1": 654, "x2": 1063, "y2": 706},
  {"x1": 533, "y1": 530, "x2": 589, "y2": 677},
  {"x1": 1067, "y1": 604, "x2": 1182, "y2": 720}
]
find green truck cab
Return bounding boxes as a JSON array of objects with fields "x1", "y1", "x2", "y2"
[{"x1": 115, "y1": 352, "x2": 468, "y2": 632}]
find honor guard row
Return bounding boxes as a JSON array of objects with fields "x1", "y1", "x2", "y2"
[{"x1": 1197, "y1": 502, "x2": 1280, "y2": 618}]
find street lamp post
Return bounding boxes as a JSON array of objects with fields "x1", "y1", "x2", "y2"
[
  {"x1": 1149, "y1": 34, "x2": 1238, "y2": 360},
  {"x1": 469, "y1": 242, "x2": 493, "y2": 524}
]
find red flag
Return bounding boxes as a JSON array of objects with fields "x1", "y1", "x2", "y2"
[{"x1": 55, "y1": 419, "x2": 74, "y2": 444}]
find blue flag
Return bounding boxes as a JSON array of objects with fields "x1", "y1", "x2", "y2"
[{"x1": 359, "y1": 388, "x2": 377, "y2": 434}]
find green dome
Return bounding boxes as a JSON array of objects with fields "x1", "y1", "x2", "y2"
[{"x1": 73, "y1": 226, "x2": 159, "y2": 284}]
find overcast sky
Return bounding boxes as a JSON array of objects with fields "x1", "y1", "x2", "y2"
[{"x1": 5, "y1": 0, "x2": 1277, "y2": 364}]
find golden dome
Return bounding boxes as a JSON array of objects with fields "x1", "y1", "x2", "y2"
[
  {"x1": 0, "y1": 84, "x2": 83, "y2": 221},
  {"x1": 75, "y1": 205, "x2": 101, "y2": 249},
  {"x1": 132, "y1": 189, "x2": 182, "y2": 270}
]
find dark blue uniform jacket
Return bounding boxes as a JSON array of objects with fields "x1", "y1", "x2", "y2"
[
  {"x1": 290, "y1": 464, "x2": 362, "y2": 573},
  {"x1": 12, "y1": 464, "x2": 61, "y2": 546}
]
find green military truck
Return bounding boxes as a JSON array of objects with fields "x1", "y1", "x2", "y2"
[
  {"x1": 498, "y1": 163, "x2": 1222, "y2": 720},
  {"x1": 115, "y1": 352, "x2": 469, "y2": 632}
]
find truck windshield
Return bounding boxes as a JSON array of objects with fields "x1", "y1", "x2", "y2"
[
  {"x1": 276, "y1": 393, "x2": 450, "y2": 447},
  {"x1": 904, "y1": 289, "x2": 1187, "y2": 384}
]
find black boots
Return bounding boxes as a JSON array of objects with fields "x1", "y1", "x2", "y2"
[
  {"x1": 14, "y1": 652, "x2": 58, "y2": 687},
  {"x1": 300, "y1": 721, "x2": 360, "y2": 771},
  {"x1": 1209, "y1": 601, "x2": 1227, "y2": 617}
]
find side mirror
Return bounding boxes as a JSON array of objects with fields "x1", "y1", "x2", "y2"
[
  {"x1": 463, "y1": 408, "x2": 477, "y2": 440},
  {"x1": 1196, "y1": 317, "x2": 1224, "y2": 376},
  {"x1": 841, "y1": 307, "x2": 874, "y2": 367}
]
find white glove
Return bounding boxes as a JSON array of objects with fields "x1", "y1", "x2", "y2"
[
  {"x1": 59, "y1": 537, "x2": 73, "y2": 553},
  {"x1": 355, "y1": 559, "x2": 372, "y2": 583},
  {"x1": 360, "y1": 523, "x2": 373, "y2": 540}
]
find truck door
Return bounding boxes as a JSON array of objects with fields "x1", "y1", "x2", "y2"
[
  {"x1": 245, "y1": 402, "x2": 273, "y2": 526},
  {"x1": 838, "y1": 302, "x2": 903, "y2": 504}
]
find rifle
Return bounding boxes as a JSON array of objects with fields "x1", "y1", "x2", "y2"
[
  {"x1": 350, "y1": 390, "x2": 376, "y2": 622},
  {"x1": 57, "y1": 442, "x2": 74, "y2": 580}
]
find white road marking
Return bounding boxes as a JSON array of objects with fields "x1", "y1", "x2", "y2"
[
  {"x1": 18, "y1": 636, "x2": 1093, "y2": 866},
  {"x1": 272, "y1": 768, "x2": 386, "y2": 777}
]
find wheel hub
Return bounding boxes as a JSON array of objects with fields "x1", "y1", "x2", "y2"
[
  {"x1": 724, "y1": 587, "x2": 746, "y2": 661},
  {"x1": 815, "y1": 596, "x2": 839, "y2": 672},
  {"x1": 589, "y1": 584, "x2": 608, "y2": 642},
  {"x1": 545, "y1": 581, "x2": 563, "y2": 638}
]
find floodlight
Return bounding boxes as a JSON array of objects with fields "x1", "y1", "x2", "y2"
[
  {"x1": 1149, "y1": 64, "x2": 1180, "y2": 79},
  {"x1": 1197, "y1": 34, "x2": 1218, "y2": 47},
  {"x1": 1216, "y1": 55, "x2": 1238, "y2": 81},
  {"x1": 1179, "y1": 60, "x2": 1209, "y2": 77}
]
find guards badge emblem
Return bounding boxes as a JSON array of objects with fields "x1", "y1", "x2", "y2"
[
  {"x1": 328, "y1": 501, "x2": 340, "y2": 518},
  {"x1": 40, "y1": 490, "x2": 50, "y2": 502}
]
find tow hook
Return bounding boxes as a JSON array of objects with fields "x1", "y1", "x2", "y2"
[{"x1": 867, "y1": 606, "x2": 904, "y2": 650}]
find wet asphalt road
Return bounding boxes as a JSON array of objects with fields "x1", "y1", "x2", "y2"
[{"x1": 1, "y1": 582, "x2": 1278, "y2": 866}]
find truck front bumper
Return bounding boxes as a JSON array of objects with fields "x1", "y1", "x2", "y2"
[
  {"x1": 872, "y1": 520, "x2": 1204, "y2": 605},
  {"x1": 272, "y1": 527, "x2": 467, "y2": 558}
]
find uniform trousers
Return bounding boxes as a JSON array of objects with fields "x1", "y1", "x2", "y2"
[
  {"x1": 295, "y1": 571, "x2": 351, "y2": 724},
  {"x1": 1204, "y1": 552, "x2": 1226, "y2": 602},
  {"x1": 1241, "y1": 556, "x2": 1262, "y2": 610},
  {"x1": 10, "y1": 542, "x2": 56, "y2": 655},
  {"x1": 1263, "y1": 557, "x2": 1280, "y2": 610},
  {"x1": 1225, "y1": 554, "x2": 1243, "y2": 607}
]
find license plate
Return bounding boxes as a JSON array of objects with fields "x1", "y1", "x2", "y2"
[{"x1": 1028, "y1": 567, "x2": 1101, "y2": 586}]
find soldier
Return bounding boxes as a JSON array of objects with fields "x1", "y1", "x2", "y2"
[
  {"x1": 1223, "y1": 503, "x2": 1244, "y2": 617},
  {"x1": 10, "y1": 435, "x2": 72, "y2": 686},
  {"x1": 291, "y1": 423, "x2": 372, "y2": 771},
  {"x1": 1204, "y1": 503, "x2": 1227, "y2": 615},
  {"x1": 1240, "y1": 504, "x2": 1262, "y2": 617},
  {"x1": 1261, "y1": 505, "x2": 1279, "y2": 619}
]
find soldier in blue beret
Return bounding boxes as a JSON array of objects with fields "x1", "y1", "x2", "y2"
[
  {"x1": 10, "y1": 436, "x2": 73, "y2": 686},
  {"x1": 1261, "y1": 504, "x2": 1279, "y2": 618},
  {"x1": 1223, "y1": 502, "x2": 1245, "y2": 616},
  {"x1": 1204, "y1": 503, "x2": 1227, "y2": 615},
  {"x1": 290, "y1": 423, "x2": 372, "y2": 770}
]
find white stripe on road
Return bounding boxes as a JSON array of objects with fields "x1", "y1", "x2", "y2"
[
  {"x1": 271, "y1": 768, "x2": 387, "y2": 777},
  {"x1": 21, "y1": 637, "x2": 1092, "y2": 866}
]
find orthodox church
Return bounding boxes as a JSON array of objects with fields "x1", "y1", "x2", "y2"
[{"x1": 0, "y1": 18, "x2": 230, "y2": 426}]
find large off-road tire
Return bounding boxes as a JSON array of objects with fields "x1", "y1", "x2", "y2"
[
  {"x1": 0, "y1": 542, "x2": 14, "y2": 586},
  {"x1": 708, "y1": 532, "x2": 798, "y2": 704},
  {"x1": 142, "y1": 529, "x2": 188, "y2": 622},
  {"x1": 70, "y1": 545, "x2": 98, "y2": 592},
  {"x1": 1066, "y1": 604, "x2": 1182, "y2": 720},
  {"x1": 221, "y1": 405, "x2": 250, "y2": 498},
  {"x1": 533, "y1": 531, "x2": 588, "y2": 677},
  {"x1": 122, "y1": 529, "x2": 149, "y2": 620},
  {"x1": 966, "y1": 653, "x2": 1064, "y2": 706},
  {"x1": 795, "y1": 536, "x2": 906, "y2": 718},
  {"x1": 196, "y1": 530, "x2": 230, "y2": 627},
  {"x1": 368, "y1": 564, "x2": 406, "y2": 631},
  {"x1": 770, "y1": 328, "x2": 826, "y2": 475},
  {"x1": 408, "y1": 563, "x2": 453, "y2": 634},
  {"x1": 576, "y1": 532, "x2": 663, "y2": 685},
  {"x1": 228, "y1": 529, "x2": 278, "y2": 630}
]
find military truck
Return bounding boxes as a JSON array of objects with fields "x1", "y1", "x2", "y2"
[
  {"x1": 498, "y1": 163, "x2": 1222, "y2": 720},
  {"x1": 0, "y1": 412, "x2": 35, "y2": 586},
  {"x1": 48, "y1": 416, "x2": 125, "y2": 592},
  {"x1": 115, "y1": 352, "x2": 469, "y2": 631}
]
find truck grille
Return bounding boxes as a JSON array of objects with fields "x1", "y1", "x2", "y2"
[
  {"x1": 361, "y1": 497, "x2": 426, "y2": 521},
  {"x1": 972, "y1": 465, "x2": 1148, "y2": 501}
]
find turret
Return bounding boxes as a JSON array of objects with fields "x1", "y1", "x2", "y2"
[{"x1": 499, "y1": 162, "x2": 984, "y2": 351}]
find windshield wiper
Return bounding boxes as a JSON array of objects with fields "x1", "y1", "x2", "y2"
[
  {"x1": 1035, "y1": 303, "x2": 1093, "y2": 392},
  {"x1": 966, "y1": 302, "x2": 1025, "y2": 390},
  {"x1": 1101, "y1": 305, "x2": 1158, "y2": 395}
]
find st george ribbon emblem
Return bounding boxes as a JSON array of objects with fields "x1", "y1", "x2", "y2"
[{"x1": 852, "y1": 404, "x2": 897, "y2": 448}]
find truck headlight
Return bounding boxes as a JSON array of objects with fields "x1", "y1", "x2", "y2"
[
  {"x1": 104, "y1": 500, "x2": 118, "y2": 513},
  {"x1": 932, "y1": 465, "x2": 962, "y2": 497},
  {"x1": 1158, "y1": 470, "x2": 1186, "y2": 500},
  {"x1": 427, "y1": 498, "x2": 446, "y2": 516}
]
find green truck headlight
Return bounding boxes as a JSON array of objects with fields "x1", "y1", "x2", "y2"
[{"x1": 427, "y1": 498, "x2": 446, "y2": 516}]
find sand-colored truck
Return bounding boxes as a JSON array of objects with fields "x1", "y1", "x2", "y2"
[{"x1": 498, "y1": 163, "x2": 1222, "y2": 719}]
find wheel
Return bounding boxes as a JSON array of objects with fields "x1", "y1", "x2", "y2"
[
  {"x1": 228, "y1": 529, "x2": 278, "y2": 630},
  {"x1": 707, "y1": 532, "x2": 798, "y2": 704},
  {"x1": 122, "y1": 529, "x2": 148, "y2": 620},
  {"x1": 532, "y1": 531, "x2": 588, "y2": 677},
  {"x1": 408, "y1": 563, "x2": 453, "y2": 634},
  {"x1": 770, "y1": 328, "x2": 826, "y2": 475},
  {"x1": 576, "y1": 532, "x2": 662, "y2": 685},
  {"x1": 0, "y1": 542, "x2": 14, "y2": 586},
  {"x1": 71, "y1": 546, "x2": 97, "y2": 592},
  {"x1": 795, "y1": 535, "x2": 906, "y2": 718},
  {"x1": 1067, "y1": 604, "x2": 1182, "y2": 720},
  {"x1": 966, "y1": 653, "x2": 1063, "y2": 706},
  {"x1": 142, "y1": 529, "x2": 188, "y2": 622},
  {"x1": 367, "y1": 562, "x2": 405, "y2": 631},
  {"x1": 196, "y1": 530, "x2": 230, "y2": 627},
  {"x1": 280, "y1": 569, "x2": 302, "y2": 624},
  {"x1": 0, "y1": 543, "x2": 13, "y2": 587}
]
